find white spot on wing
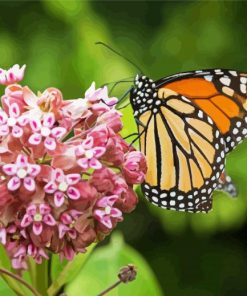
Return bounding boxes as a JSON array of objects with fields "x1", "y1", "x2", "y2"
[
  {"x1": 229, "y1": 71, "x2": 237, "y2": 76},
  {"x1": 220, "y1": 77, "x2": 231, "y2": 86},
  {"x1": 241, "y1": 77, "x2": 247, "y2": 84},
  {"x1": 240, "y1": 83, "x2": 247, "y2": 94},
  {"x1": 204, "y1": 75, "x2": 213, "y2": 82}
]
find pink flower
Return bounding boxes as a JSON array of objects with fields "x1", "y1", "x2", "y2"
[
  {"x1": 115, "y1": 187, "x2": 138, "y2": 213},
  {"x1": 0, "y1": 228, "x2": 7, "y2": 245},
  {"x1": 98, "y1": 110, "x2": 123, "y2": 133},
  {"x1": 62, "y1": 98, "x2": 90, "y2": 121},
  {"x1": 2, "y1": 154, "x2": 41, "y2": 191},
  {"x1": 85, "y1": 82, "x2": 118, "y2": 106},
  {"x1": 23, "y1": 87, "x2": 63, "y2": 119},
  {"x1": 58, "y1": 210, "x2": 82, "y2": 239},
  {"x1": 44, "y1": 168, "x2": 81, "y2": 207},
  {"x1": 0, "y1": 73, "x2": 146, "y2": 269},
  {"x1": 1, "y1": 84, "x2": 25, "y2": 114},
  {"x1": 0, "y1": 64, "x2": 26, "y2": 85},
  {"x1": 94, "y1": 195, "x2": 122, "y2": 229},
  {"x1": 28, "y1": 113, "x2": 66, "y2": 151},
  {"x1": 122, "y1": 151, "x2": 147, "y2": 184},
  {"x1": 76, "y1": 136, "x2": 105, "y2": 170},
  {"x1": 11, "y1": 245, "x2": 28, "y2": 269},
  {"x1": 27, "y1": 244, "x2": 49, "y2": 264},
  {"x1": 21, "y1": 204, "x2": 56, "y2": 235},
  {"x1": 0, "y1": 103, "x2": 28, "y2": 138}
]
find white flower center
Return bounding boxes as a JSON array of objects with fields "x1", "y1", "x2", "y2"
[
  {"x1": 105, "y1": 206, "x2": 111, "y2": 215},
  {"x1": 34, "y1": 213, "x2": 42, "y2": 222},
  {"x1": 17, "y1": 168, "x2": 27, "y2": 179},
  {"x1": 58, "y1": 182, "x2": 68, "y2": 192},
  {"x1": 41, "y1": 127, "x2": 51, "y2": 137},
  {"x1": 85, "y1": 150, "x2": 93, "y2": 159},
  {"x1": 7, "y1": 117, "x2": 16, "y2": 127}
]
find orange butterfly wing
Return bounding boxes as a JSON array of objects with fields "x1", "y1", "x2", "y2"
[{"x1": 157, "y1": 69, "x2": 247, "y2": 153}]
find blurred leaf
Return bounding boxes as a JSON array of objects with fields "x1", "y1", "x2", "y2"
[
  {"x1": 48, "y1": 243, "x2": 96, "y2": 296},
  {"x1": 0, "y1": 278, "x2": 15, "y2": 296},
  {"x1": 50, "y1": 254, "x2": 68, "y2": 283},
  {"x1": 65, "y1": 233, "x2": 163, "y2": 296}
]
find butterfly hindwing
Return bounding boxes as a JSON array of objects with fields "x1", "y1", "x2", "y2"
[{"x1": 137, "y1": 92, "x2": 225, "y2": 213}]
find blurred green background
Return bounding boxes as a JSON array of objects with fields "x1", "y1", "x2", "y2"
[{"x1": 1, "y1": 1, "x2": 247, "y2": 295}]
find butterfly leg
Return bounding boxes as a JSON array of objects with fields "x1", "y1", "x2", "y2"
[
  {"x1": 128, "y1": 118, "x2": 147, "y2": 147},
  {"x1": 217, "y1": 171, "x2": 237, "y2": 198}
]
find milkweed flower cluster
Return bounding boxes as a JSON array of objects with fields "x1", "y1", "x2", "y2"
[{"x1": 0, "y1": 65, "x2": 147, "y2": 269}]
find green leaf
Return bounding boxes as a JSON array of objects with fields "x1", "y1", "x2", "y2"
[
  {"x1": 0, "y1": 277, "x2": 15, "y2": 296},
  {"x1": 65, "y1": 233, "x2": 162, "y2": 296},
  {"x1": 47, "y1": 243, "x2": 96, "y2": 296},
  {"x1": 50, "y1": 254, "x2": 68, "y2": 283}
]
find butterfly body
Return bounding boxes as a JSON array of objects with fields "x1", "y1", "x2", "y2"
[{"x1": 130, "y1": 69, "x2": 247, "y2": 213}]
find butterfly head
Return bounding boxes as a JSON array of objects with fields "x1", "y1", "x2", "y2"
[{"x1": 130, "y1": 75, "x2": 157, "y2": 115}]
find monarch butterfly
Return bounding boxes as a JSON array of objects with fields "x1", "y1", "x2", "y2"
[{"x1": 129, "y1": 69, "x2": 247, "y2": 213}]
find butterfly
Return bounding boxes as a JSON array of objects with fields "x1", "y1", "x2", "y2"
[{"x1": 129, "y1": 69, "x2": 247, "y2": 213}]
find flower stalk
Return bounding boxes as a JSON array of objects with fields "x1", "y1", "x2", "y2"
[
  {"x1": 0, "y1": 267, "x2": 40, "y2": 296},
  {"x1": 96, "y1": 264, "x2": 137, "y2": 296}
]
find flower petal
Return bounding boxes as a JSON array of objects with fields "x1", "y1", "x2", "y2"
[
  {"x1": 33, "y1": 222, "x2": 43, "y2": 236},
  {"x1": 61, "y1": 213, "x2": 73, "y2": 224},
  {"x1": 0, "y1": 228, "x2": 7, "y2": 245},
  {"x1": 67, "y1": 186, "x2": 80, "y2": 200},
  {"x1": 82, "y1": 136, "x2": 93, "y2": 149},
  {"x1": 44, "y1": 182, "x2": 57, "y2": 194},
  {"x1": 30, "y1": 119, "x2": 41, "y2": 132},
  {"x1": 8, "y1": 176, "x2": 21, "y2": 191},
  {"x1": 29, "y1": 133, "x2": 42, "y2": 145},
  {"x1": 21, "y1": 214, "x2": 33, "y2": 228},
  {"x1": 9, "y1": 103, "x2": 20, "y2": 118},
  {"x1": 51, "y1": 127, "x2": 66, "y2": 139},
  {"x1": 58, "y1": 224, "x2": 69, "y2": 239},
  {"x1": 93, "y1": 147, "x2": 106, "y2": 158},
  {"x1": 44, "y1": 137, "x2": 56, "y2": 150},
  {"x1": 16, "y1": 154, "x2": 28, "y2": 167},
  {"x1": 38, "y1": 204, "x2": 50, "y2": 216},
  {"x1": 43, "y1": 113, "x2": 55, "y2": 128},
  {"x1": 53, "y1": 168, "x2": 64, "y2": 182},
  {"x1": 101, "y1": 216, "x2": 112, "y2": 229},
  {"x1": 0, "y1": 111, "x2": 7, "y2": 124},
  {"x1": 17, "y1": 115, "x2": 29, "y2": 126},
  {"x1": 0, "y1": 124, "x2": 9, "y2": 136},
  {"x1": 54, "y1": 191, "x2": 65, "y2": 207},
  {"x1": 2, "y1": 164, "x2": 17, "y2": 176},
  {"x1": 110, "y1": 208, "x2": 122, "y2": 218},
  {"x1": 12, "y1": 125, "x2": 23, "y2": 138},
  {"x1": 77, "y1": 158, "x2": 88, "y2": 169},
  {"x1": 66, "y1": 174, "x2": 81, "y2": 185},
  {"x1": 89, "y1": 158, "x2": 102, "y2": 170},
  {"x1": 26, "y1": 204, "x2": 37, "y2": 215},
  {"x1": 43, "y1": 214, "x2": 56, "y2": 226},
  {"x1": 27, "y1": 164, "x2": 41, "y2": 177},
  {"x1": 23, "y1": 177, "x2": 35, "y2": 191}
]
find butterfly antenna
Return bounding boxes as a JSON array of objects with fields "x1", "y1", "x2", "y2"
[{"x1": 95, "y1": 41, "x2": 143, "y2": 75}]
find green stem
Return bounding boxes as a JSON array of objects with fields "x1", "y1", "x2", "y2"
[
  {"x1": 34, "y1": 260, "x2": 49, "y2": 296},
  {"x1": 27, "y1": 257, "x2": 37, "y2": 288},
  {"x1": 0, "y1": 268, "x2": 41, "y2": 296},
  {"x1": 0, "y1": 272, "x2": 25, "y2": 296}
]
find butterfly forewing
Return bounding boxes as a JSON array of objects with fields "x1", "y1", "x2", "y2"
[{"x1": 158, "y1": 69, "x2": 247, "y2": 153}]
